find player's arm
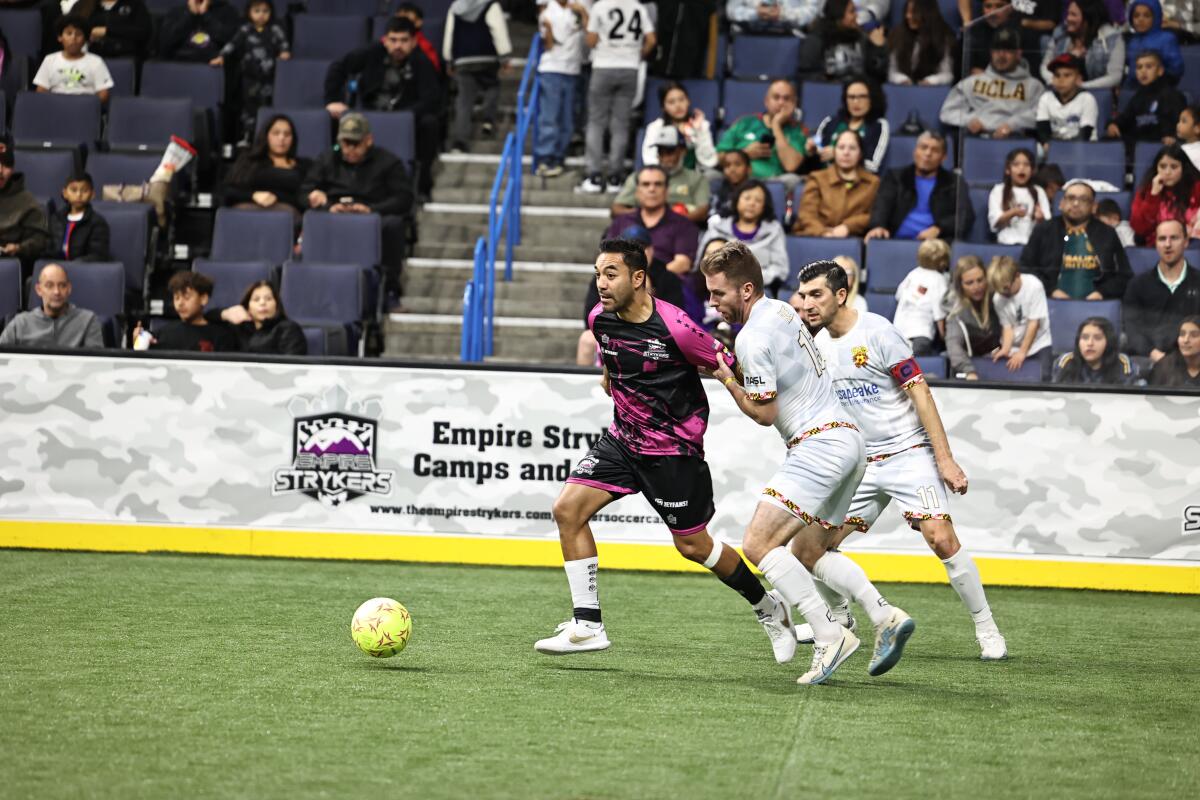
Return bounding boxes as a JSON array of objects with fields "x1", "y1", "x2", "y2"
[
  {"x1": 711, "y1": 359, "x2": 778, "y2": 426},
  {"x1": 601, "y1": 366, "x2": 611, "y2": 397},
  {"x1": 904, "y1": 376, "x2": 968, "y2": 495}
]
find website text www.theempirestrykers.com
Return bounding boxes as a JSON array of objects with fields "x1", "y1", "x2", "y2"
[{"x1": 369, "y1": 504, "x2": 660, "y2": 525}]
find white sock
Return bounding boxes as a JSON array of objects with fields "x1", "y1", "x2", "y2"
[
  {"x1": 813, "y1": 577, "x2": 849, "y2": 614},
  {"x1": 757, "y1": 547, "x2": 841, "y2": 644},
  {"x1": 564, "y1": 556, "x2": 599, "y2": 614},
  {"x1": 814, "y1": 551, "x2": 893, "y2": 627},
  {"x1": 942, "y1": 549, "x2": 995, "y2": 628}
]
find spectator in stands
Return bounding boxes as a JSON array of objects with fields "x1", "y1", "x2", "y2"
[
  {"x1": 445, "y1": 0, "x2": 513, "y2": 153},
  {"x1": 217, "y1": 280, "x2": 307, "y2": 355},
  {"x1": 209, "y1": 0, "x2": 290, "y2": 146},
  {"x1": 605, "y1": 166, "x2": 698, "y2": 277},
  {"x1": 534, "y1": 0, "x2": 587, "y2": 177},
  {"x1": 1161, "y1": 1, "x2": 1200, "y2": 40},
  {"x1": 33, "y1": 15, "x2": 114, "y2": 103},
  {"x1": 1107, "y1": 50, "x2": 1186, "y2": 145},
  {"x1": 988, "y1": 147, "x2": 1050, "y2": 245},
  {"x1": 1034, "y1": 162, "x2": 1066, "y2": 206},
  {"x1": 808, "y1": 75, "x2": 889, "y2": 173},
  {"x1": 46, "y1": 173, "x2": 109, "y2": 262},
  {"x1": 0, "y1": 263, "x2": 103, "y2": 349},
  {"x1": 797, "y1": 0, "x2": 888, "y2": 84},
  {"x1": 865, "y1": 131, "x2": 973, "y2": 241},
  {"x1": 1095, "y1": 197, "x2": 1137, "y2": 246},
  {"x1": 87, "y1": 0, "x2": 153, "y2": 62},
  {"x1": 887, "y1": 0, "x2": 955, "y2": 86},
  {"x1": 893, "y1": 237, "x2": 950, "y2": 354},
  {"x1": 612, "y1": 128, "x2": 710, "y2": 223},
  {"x1": 699, "y1": 180, "x2": 789, "y2": 291},
  {"x1": 222, "y1": 113, "x2": 310, "y2": 220},
  {"x1": 711, "y1": 150, "x2": 750, "y2": 219},
  {"x1": 1038, "y1": 0, "x2": 1124, "y2": 89},
  {"x1": 1130, "y1": 144, "x2": 1200, "y2": 242},
  {"x1": 716, "y1": 79, "x2": 807, "y2": 187},
  {"x1": 1125, "y1": 0, "x2": 1184, "y2": 85},
  {"x1": 0, "y1": 151, "x2": 50, "y2": 274},
  {"x1": 945, "y1": 255, "x2": 1001, "y2": 379},
  {"x1": 1052, "y1": 317, "x2": 1141, "y2": 385},
  {"x1": 141, "y1": 271, "x2": 239, "y2": 352},
  {"x1": 325, "y1": 17, "x2": 441, "y2": 199},
  {"x1": 395, "y1": 2, "x2": 442, "y2": 73},
  {"x1": 1176, "y1": 104, "x2": 1200, "y2": 168},
  {"x1": 959, "y1": 0, "x2": 1032, "y2": 75},
  {"x1": 988, "y1": 255, "x2": 1053, "y2": 376},
  {"x1": 940, "y1": 28, "x2": 1043, "y2": 139},
  {"x1": 302, "y1": 114, "x2": 414, "y2": 294},
  {"x1": 641, "y1": 81, "x2": 718, "y2": 172},
  {"x1": 1036, "y1": 55, "x2": 1100, "y2": 149},
  {"x1": 726, "y1": 0, "x2": 821, "y2": 33},
  {"x1": 1148, "y1": 315, "x2": 1200, "y2": 386},
  {"x1": 794, "y1": 129, "x2": 880, "y2": 237},
  {"x1": 1022, "y1": 180, "x2": 1132, "y2": 299},
  {"x1": 1123, "y1": 218, "x2": 1200, "y2": 359},
  {"x1": 158, "y1": 0, "x2": 239, "y2": 63}
]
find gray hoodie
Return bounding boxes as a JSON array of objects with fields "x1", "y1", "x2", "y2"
[
  {"x1": 939, "y1": 61, "x2": 1045, "y2": 134},
  {"x1": 698, "y1": 216, "x2": 789, "y2": 287},
  {"x1": 0, "y1": 305, "x2": 104, "y2": 349}
]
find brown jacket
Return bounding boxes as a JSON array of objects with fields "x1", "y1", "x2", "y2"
[{"x1": 794, "y1": 166, "x2": 879, "y2": 237}]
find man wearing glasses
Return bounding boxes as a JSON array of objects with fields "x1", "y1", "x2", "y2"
[{"x1": 604, "y1": 165, "x2": 699, "y2": 278}]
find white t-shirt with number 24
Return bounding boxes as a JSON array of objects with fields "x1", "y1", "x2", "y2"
[{"x1": 587, "y1": 0, "x2": 654, "y2": 70}]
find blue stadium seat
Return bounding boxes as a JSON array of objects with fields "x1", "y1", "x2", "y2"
[
  {"x1": 361, "y1": 110, "x2": 415, "y2": 165},
  {"x1": 1181, "y1": 46, "x2": 1200, "y2": 88},
  {"x1": 730, "y1": 35, "x2": 802, "y2": 79},
  {"x1": 1048, "y1": 299, "x2": 1122, "y2": 353},
  {"x1": 962, "y1": 137, "x2": 1037, "y2": 186},
  {"x1": 765, "y1": 181, "x2": 789, "y2": 223},
  {"x1": 308, "y1": 0, "x2": 379, "y2": 13},
  {"x1": 107, "y1": 97, "x2": 194, "y2": 152},
  {"x1": 210, "y1": 208, "x2": 296, "y2": 265},
  {"x1": 273, "y1": 59, "x2": 335, "y2": 108},
  {"x1": 140, "y1": 61, "x2": 224, "y2": 114},
  {"x1": 864, "y1": 290, "x2": 896, "y2": 320},
  {"x1": 800, "y1": 82, "x2": 842, "y2": 130},
  {"x1": 281, "y1": 261, "x2": 365, "y2": 355},
  {"x1": 30, "y1": 260, "x2": 124, "y2": 342},
  {"x1": 301, "y1": 211, "x2": 381, "y2": 268},
  {"x1": 968, "y1": 185, "x2": 992, "y2": 243},
  {"x1": 882, "y1": 84, "x2": 950, "y2": 134},
  {"x1": 1132, "y1": 140, "x2": 1161, "y2": 185},
  {"x1": 88, "y1": 152, "x2": 191, "y2": 203},
  {"x1": 256, "y1": 107, "x2": 332, "y2": 160},
  {"x1": 1088, "y1": 90, "x2": 1113, "y2": 128},
  {"x1": 722, "y1": 79, "x2": 772, "y2": 125},
  {"x1": 916, "y1": 355, "x2": 948, "y2": 378},
  {"x1": 1126, "y1": 247, "x2": 1160, "y2": 275},
  {"x1": 0, "y1": 9, "x2": 40, "y2": 59},
  {"x1": 951, "y1": 241, "x2": 1023, "y2": 270},
  {"x1": 881, "y1": 134, "x2": 918, "y2": 172},
  {"x1": 15, "y1": 150, "x2": 78, "y2": 203},
  {"x1": 1051, "y1": 141, "x2": 1125, "y2": 186},
  {"x1": 783, "y1": 236, "x2": 862, "y2": 291},
  {"x1": 301, "y1": 326, "x2": 328, "y2": 356},
  {"x1": 864, "y1": 239, "x2": 921, "y2": 292},
  {"x1": 13, "y1": 92, "x2": 102, "y2": 150},
  {"x1": 643, "y1": 78, "x2": 720, "y2": 126},
  {"x1": 107, "y1": 58, "x2": 137, "y2": 96},
  {"x1": 292, "y1": 15, "x2": 370, "y2": 60},
  {"x1": 102, "y1": 205, "x2": 152, "y2": 298},
  {"x1": 0, "y1": 258, "x2": 20, "y2": 324},
  {"x1": 191, "y1": 259, "x2": 274, "y2": 310},
  {"x1": 937, "y1": 0, "x2": 963, "y2": 33},
  {"x1": 970, "y1": 355, "x2": 1043, "y2": 382}
]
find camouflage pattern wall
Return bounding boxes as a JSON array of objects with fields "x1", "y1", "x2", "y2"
[{"x1": 0, "y1": 352, "x2": 1197, "y2": 563}]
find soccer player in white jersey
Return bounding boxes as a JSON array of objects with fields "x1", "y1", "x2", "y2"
[
  {"x1": 792, "y1": 260, "x2": 1007, "y2": 661},
  {"x1": 702, "y1": 242, "x2": 916, "y2": 685}
]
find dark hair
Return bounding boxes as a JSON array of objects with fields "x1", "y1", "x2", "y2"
[
  {"x1": 169, "y1": 271, "x2": 214, "y2": 297},
  {"x1": 244, "y1": 0, "x2": 274, "y2": 22},
  {"x1": 722, "y1": 149, "x2": 750, "y2": 168},
  {"x1": 1182, "y1": 103, "x2": 1200, "y2": 127},
  {"x1": 840, "y1": 75, "x2": 886, "y2": 123},
  {"x1": 227, "y1": 114, "x2": 298, "y2": 186},
  {"x1": 55, "y1": 13, "x2": 90, "y2": 38},
  {"x1": 886, "y1": 0, "x2": 954, "y2": 85},
  {"x1": 386, "y1": 16, "x2": 417, "y2": 35},
  {"x1": 917, "y1": 129, "x2": 948, "y2": 154},
  {"x1": 1136, "y1": 49, "x2": 1164, "y2": 67},
  {"x1": 239, "y1": 280, "x2": 288, "y2": 319},
  {"x1": 796, "y1": 260, "x2": 850, "y2": 297},
  {"x1": 636, "y1": 164, "x2": 669, "y2": 184},
  {"x1": 700, "y1": 240, "x2": 764, "y2": 293},
  {"x1": 1138, "y1": 144, "x2": 1200, "y2": 224},
  {"x1": 1057, "y1": 317, "x2": 1122, "y2": 383},
  {"x1": 657, "y1": 81, "x2": 690, "y2": 124},
  {"x1": 395, "y1": 2, "x2": 424, "y2": 19},
  {"x1": 1001, "y1": 148, "x2": 1036, "y2": 213},
  {"x1": 1034, "y1": 163, "x2": 1065, "y2": 191},
  {"x1": 64, "y1": 172, "x2": 93, "y2": 189},
  {"x1": 1153, "y1": 315, "x2": 1200, "y2": 386},
  {"x1": 1066, "y1": 0, "x2": 1109, "y2": 49},
  {"x1": 817, "y1": 0, "x2": 860, "y2": 44},
  {"x1": 731, "y1": 179, "x2": 775, "y2": 223},
  {"x1": 598, "y1": 238, "x2": 648, "y2": 274},
  {"x1": 1095, "y1": 198, "x2": 1122, "y2": 217}
]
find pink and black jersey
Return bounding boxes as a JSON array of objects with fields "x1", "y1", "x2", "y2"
[{"x1": 588, "y1": 298, "x2": 736, "y2": 458}]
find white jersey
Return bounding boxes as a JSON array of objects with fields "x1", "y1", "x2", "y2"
[
  {"x1": 814, "y1": 311, "x2": 928, "y2": 458},
  {"x1": 587, "y1": 0, "x2": 653, "y2": 70},
  {"x1": 735, "y1": 297, "x2": 848, "y2": 445}
]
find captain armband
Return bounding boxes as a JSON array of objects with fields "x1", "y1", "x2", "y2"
[{"x1": 889, "y1": 358, "x2": 925, "y2": 390}]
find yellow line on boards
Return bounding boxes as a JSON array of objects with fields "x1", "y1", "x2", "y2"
[{"x1": 0, "y1": 520, "x2": 1196, "y2": 595}]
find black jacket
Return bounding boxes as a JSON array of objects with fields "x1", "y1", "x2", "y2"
[
  {"x1": 157, "y1": 0, "x2": 239, "y2": 62},
  {"x1": 324, "y1": 44, "x2": 441, "y2": 119},
  {"x1": 46, "y1": 205, "x2": 111, "y2": 262},
  {"x1": 1122, "y1": 261, "x2": 1200, "y2": 355},
  {"x1": 88, "y1": 0, "x2": 153, "y2": 61},
  {"x1": 222, "y1": 158, "x2": 312, "y2": 209},
  {"x1": 1020, "y1": 216, "x2": 1132, "y2": 299},
  {"x1": 797, "y1": 27, "x2": 886, "y2": 84},
  {"x1": 300, "y1": 146, "x2": 414, "y2": 218},
  {"x1": 867, "y1": 165, "x2": 974, "y2": 240},
  {"x1": 0, "y1": 173, "x2": 51, "y2": 260},
  {"x1": 234, "y1": 317, "x2": 307, "y2": 355},
  {"x1": 1114, "y1": 76, "x2": 1186, "y2": 143}
]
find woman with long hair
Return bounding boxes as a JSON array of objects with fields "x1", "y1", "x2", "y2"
[
  {"x1": 987, "y1": 147, "x2": 1050, "y2": 245},
  {"x1": 944, "y1": 255, "x2": 1001, "y2": 379},
  {"x1": 1038, "y1": 0, "x2": 1124, "y2": 89},
  {"x1": 809, "y1": 75, "x2": 889, "y2": 173},
  {"x1": 640, "y1": 81, "x2": 717, "y2": 171},
  {"x1": 221, "y1": 280, "x2": 307, "y2": 355},
  {"x1": 886, "y1": 0, "x2": 955, "y2": 86},
  {"x1": 699, "y1": 180, "x2": 789, "y2": 291},
  {"x1": 1130, "y1": 144, "x2": 1200, "y2": 243},
  {"x1": 797, "y1": 0, "x2": 887, "y2": 84},
  {"x1": 1052, "y1": 317, "x2": 1139, "y2": 385},
  {"x1": 795, "y1": 129, "x2": 880, "y2": 236},
  {"x1": 1149, "y1": 316, "x2": 1200, "y2": 388},
  {"x1": 222, "y1": 113, "x2": 310, "y2": 219}
]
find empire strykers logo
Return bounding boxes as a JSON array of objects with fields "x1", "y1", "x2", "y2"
[{"x1": 272, "y1": 387, "x2": 395, "y2": 507}]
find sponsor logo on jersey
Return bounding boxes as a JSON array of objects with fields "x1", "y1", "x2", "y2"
[
  {"x1": 654, "y1": 498, "x2": 688, "y2": 508},
  {"x1": 834, "y1": 383, "x2": 881, "y2": 403},
  {"x1": 745, "y1": 375, "x2": 766, "y2": 386},
  {"x1": 642, "y1": 338, "x2": 669, "y2": 360},
  {"x1": 852, "y1": 345, "x2": 868, "y2": 368}
]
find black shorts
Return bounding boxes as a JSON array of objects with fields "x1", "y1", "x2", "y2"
[{"x1": 566, "y1": 432, "x2": 715, "y2": 535}]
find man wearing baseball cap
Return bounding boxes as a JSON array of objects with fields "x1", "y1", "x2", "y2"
[
  {"x1": 941, "y1": 27, "x2": 1043, "y2": 139},
  {"x1": 1036, "y1": 54, "x2": 1100, "y2": 148},
  {"x1": 611, "y1": 127, "x2": 710, "y2": 223}
]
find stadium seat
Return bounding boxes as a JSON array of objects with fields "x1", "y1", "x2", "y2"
[
  {"x1": 721, "y1": 79, "x2": 771, "y2": 125},
  {"x1": 864, "y1": 239, "x2": 921, "y2": 293},
  {"x1": 643, "y1": 78, "x2": 720, "y2": 126},
  {"x1": 255, "y1": 107, "x2": 332, "y2": 160},
  {"x1": 950, "y1": 241, "x2": 1022, "y2": 270},
  {"x1": 783, "y1": 236, "x2": 862, "y2": 290},
  {"x1": 730, "y1": 35, "x2": 802, "y2": 79},
  {"x1": 301, "y1": 211, "x2": 381, "y2": 268},
  {"x1": 882, "y1": 84, "x2": 950, "y2": 134},
  {"x1": 916, "y1": 355, "x2": 947, "y2": 378},
  {"x1": 88, "y1": 152, "x2": 193, "y2": 205},
  {"x1": 881, "y1": 134, "x2": 919, "y2": 172},
  {"x1": 103, "y1": 205, "x2": 153, "y2": 298},
  {"x1": 30, "y1": 260, "x2": 124, "y2": 342},
  {"x1": 765, "y1": 181, "x2": 789, "y2": 223},
  {"x1": 13, "y1": 92, "x2": 102, "y2": 150},
  {"x1": 15, "y1": 150, "x2": 78, "y2": 203},
  {"x1": 1088, "y1": 90, "x2": 1113, "y2": 128},
  {"x1": 308, "y1": 0, "x2": 378, "y2": 13},
  {"x1": 1181, "y1": 46, "x2": 1200, "y2": 86},
  {"x1": 864, "y1": 290, "x2": 896, "y2": 320},
  {"x1": 1048, "y1": 299, "x2": 1122, "y2": 353},
  {"x1": 1051, "y1": 141, "x2": 1125, "y2": 186},
  {"x1": 191, "y1": 259, "x2": 274, "y2": 310},
  {"x1": 361, "y1": 111, "x2": 415, "y2": 165},
  {"x1": 301, "y1": 326, "x2": 328, "y2": 356},
  {"x1": 210, "y1": 208, "x2": 296, "y2": 265},
  {"x1": 937, "y1": 0, "x2": 963, "y2": 33},
  {"x1": 1133, "y1": 140, "x2": 1160, "y2": 184},
  {"x1": 107, "y1": 58, "x2": 137, "y2": 96},
  {"x1": 800, "y1": 82, "x2": 842, "y2": 130},
  {"x1": 961, "y1": 137, "x2": 1037, "y2": 186},
  {"x1": 970, "y1": 355, "x2": 1043, "y2": 382},
  {"x1": 1126, "y1": 247, "x2": 1160, "y2": 275},
  {"x1": 0, "y1": 9, "x2": 40, "y2": 59},
  {"x1": 280, "y1": 261, "x2": 364, "y2": 355},
  {"x1": 0, "y1": 258, "x2": 20, "y2": 324},
  {"x1": 292, "y1": 15, "x2": 370, "y2": 60},
  {"x1": 967, "y1": 185, "x2": 992, "y2": 243},
  {"x1": 107, "y1": 97, "x2": 194, "y2": 153},
  {"x1": 140, "y1": 61, "x2": 224, "y2": 114},
  {"x1": 273, "y1": 59, "x2": 335, "y2": 108}
]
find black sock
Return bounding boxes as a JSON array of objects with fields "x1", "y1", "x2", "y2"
[
  {"x1": 719, "y1": 560, "x2": 766, "y2": 606},
  {"x1": 573, "y1": 606, "x2": 602, "y2": 623}
]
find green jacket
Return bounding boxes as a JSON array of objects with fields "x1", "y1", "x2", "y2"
[{"x1": 716, "y1": 114, "x2": 807, "y2": 180}]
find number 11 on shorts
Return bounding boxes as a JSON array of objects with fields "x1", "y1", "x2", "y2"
[{"x1": 917, "y1": 486, "x2": 940, "y2": 509}]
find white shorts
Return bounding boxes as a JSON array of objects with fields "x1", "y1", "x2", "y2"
[
  {"x1": 844, "y1": 444, "x2": 952, "y2": 532},
  {"x1": 761, "y1": 423, "x2": 865, "y2": 529}
]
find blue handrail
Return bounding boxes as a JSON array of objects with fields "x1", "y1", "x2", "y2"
[{"x1": 460, "y1": 36, "x2": 543, "y2": 362}]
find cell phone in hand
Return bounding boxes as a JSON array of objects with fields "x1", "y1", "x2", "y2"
[{"x1": 759, "y1": 132, "x2": 775, "y2": 146}]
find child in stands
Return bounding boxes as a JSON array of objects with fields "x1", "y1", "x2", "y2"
[
  {"x1": 210, "y1": 0, "x2": 291, "y2": 145},
  {"x1": 46, "y1": 173, "x2": 110, "y2": 262}
]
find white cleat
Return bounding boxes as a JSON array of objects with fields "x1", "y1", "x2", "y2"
[
  {"x1": 795, "y1": 610, "x2": 857, "y2": 645},
  {"x1": 797, "y1": 627, "x2": 860, "y2": 686},
  {"x1": 534, "y1": 618, "x2": 611, "y2": 655},
  {"x1": 977, "y1": 629, "x2": 1008, "y2": 661},
  {"x1": 755, "y1": 590, "x2": 797, "y2": 664}
]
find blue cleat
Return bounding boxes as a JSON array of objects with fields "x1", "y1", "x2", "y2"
[{"x1": 868, "y1": 608, "x2": 916, "y2": 677}]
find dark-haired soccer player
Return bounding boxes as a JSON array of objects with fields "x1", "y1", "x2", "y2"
[
  {"x1": 793, "y1": 260, "x2": 1007, "y2": 661},
  {"x1": 534, "y1": 238, "x2": 798, "y2": 661}
]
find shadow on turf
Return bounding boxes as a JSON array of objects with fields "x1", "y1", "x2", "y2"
[{"x1": 351, "y1": 662, "x2": 434, "y2": 672}]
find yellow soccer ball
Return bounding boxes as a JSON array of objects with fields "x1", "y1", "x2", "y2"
[{"x1": 350, "y1": 597, "x2": 412, "y2": 658}]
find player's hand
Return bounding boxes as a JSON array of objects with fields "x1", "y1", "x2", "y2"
[
  {"x1": 1006, "y1": 351, "x2": 1026, "y2": 371},
  {"x1": 709, "y1": 360, "x2": 737, "y2": 387},
  {"x1": 938, "y1": 458, "x2": 969, "y2": 495}
]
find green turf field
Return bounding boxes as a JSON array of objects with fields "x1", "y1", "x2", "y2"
[{"x1": 1, "y1": 550, "x2": 1197, "y2": 800}]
